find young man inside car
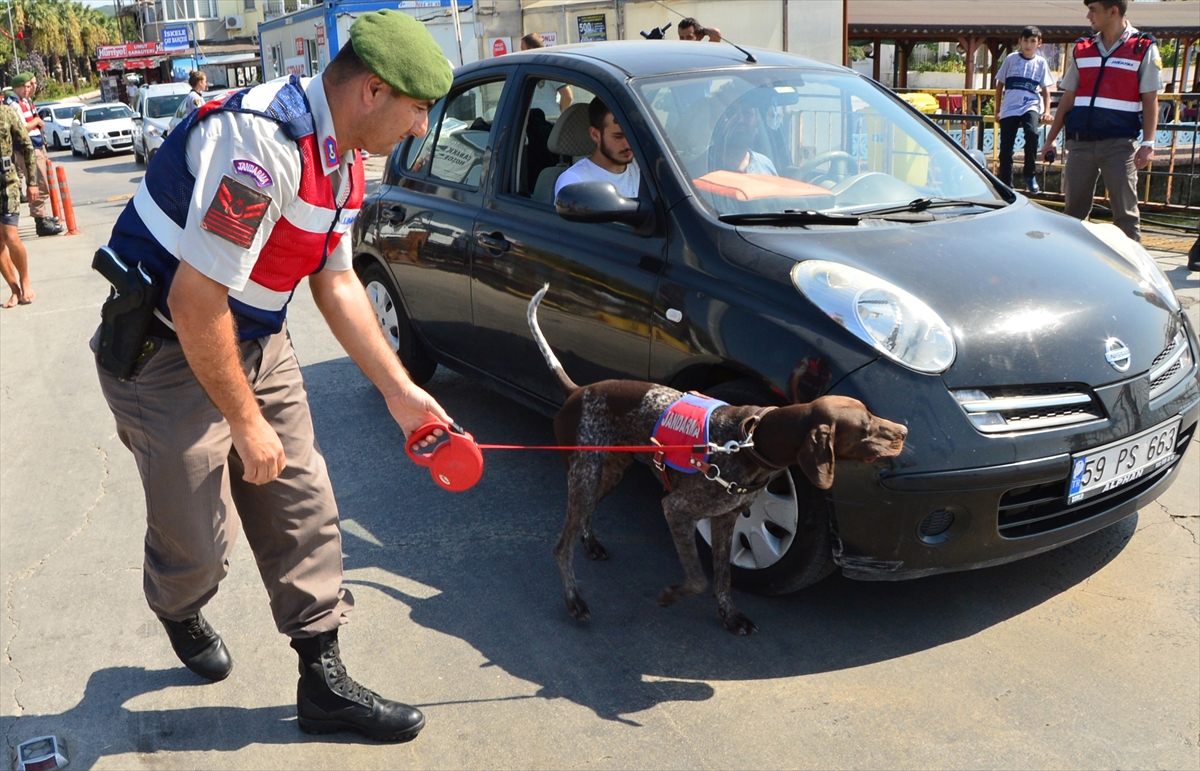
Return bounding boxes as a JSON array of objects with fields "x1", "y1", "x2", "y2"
[{"x1": 553, "y1": 97, "x2": 640, "y2": 200}]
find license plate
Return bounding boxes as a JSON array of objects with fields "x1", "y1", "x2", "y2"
[{"x1": 1067, "y1": 417, "x2": 1181, "y2": 504}]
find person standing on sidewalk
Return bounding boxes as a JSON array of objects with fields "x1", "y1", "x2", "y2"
[
  {"x1": 1042, "y1": 0, "x2": 1161, "y2": 242},
  {"x1": 92, "y1": 10, "x2": 453, "y2": 743},
  {"x1": 5, "y1": 73, "x2": 63, "y2": 237},
  {"x1": 994, "y1": 26, "x2": 1055, "y2": 192},
  {"x1": 182, "y1": 70, "x2": 208, "y2": 117},
  {"x1": 0, "y1": 102, "x2": 38, "y2": 307}
]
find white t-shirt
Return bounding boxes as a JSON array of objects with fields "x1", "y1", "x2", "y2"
[
  {"x1": 554, "y1": 157, "x2": 641, "y2": 199},
  {"x1": 997, "y1": 52, "x2": 1056, "y2": 120}
]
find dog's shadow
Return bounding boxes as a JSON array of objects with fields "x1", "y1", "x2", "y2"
[{"x1": 306, "y1": 360, "x2": 1136, "y2": 725}]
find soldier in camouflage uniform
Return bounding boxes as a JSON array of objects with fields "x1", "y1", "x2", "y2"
[{"x1": 0, "y1": 102, "x2": 38, "y2": 307}]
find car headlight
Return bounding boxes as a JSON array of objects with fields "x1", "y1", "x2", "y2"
[
  {"x1": 88, "y1": 132, "x2": 104, "y2": 140},
  {"x1": 1081, "y1": 221, "x2": 1181, "y2": 313},
  {"x1": 146, "y1": 125, "x2": 162, "y2": 137},
  {"x1": 792, "y1": 260, "x2": 956, "y2": 374}
]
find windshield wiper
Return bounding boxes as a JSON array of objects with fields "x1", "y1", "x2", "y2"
[
  {"x1": 719, "y1": 210, "x2": 861, "y2": 226},
  {"x1": 852, "y1": 197, "x2": 1008, "y2": 218}
]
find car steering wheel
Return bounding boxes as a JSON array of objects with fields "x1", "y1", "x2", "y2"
[{"x1": 798, "y1": 150, "x2": 855, "y2": 185}]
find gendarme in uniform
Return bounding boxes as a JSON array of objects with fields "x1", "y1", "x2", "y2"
[
  {"x1": 92, "y1": 10, "x2": 452, "y2": 743},
  {"x1": 0, "y1": 103, "x2": 35, "y2": 227},
  {"x1": 1056, "y1": 21, "x2": 1161, "y2": 242}
]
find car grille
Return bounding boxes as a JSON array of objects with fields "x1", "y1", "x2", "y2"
[
  {"x1": 107, "y1": 129, "x2": 131, "y2": 137},
  {"x1": 996, "y1": 421, "x2": 1195, "y2": 538},
  {"x1": 1148, "y1": 328, "x2": 1194, "y2": 401},
  {"x1": 952, "y1": 384, "x2": 1104, "y2": 434}
]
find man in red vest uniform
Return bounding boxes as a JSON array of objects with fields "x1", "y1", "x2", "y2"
[
  {"x1": 1042, "y1": 0, "x2": 1161, "y2": 243},
  {"x1": 92, "y1": 10, "x2": 453, "y2": 742}
]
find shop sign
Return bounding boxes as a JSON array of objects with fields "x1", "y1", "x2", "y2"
[
  {"x1": 295, "y1": 37, "x2": 305, "y2": 56},
  {"x1": 97, "y1": 41, "x2": 164, "y2": 60},
  {"x1": 161, "y1": 26, "x2": 190, "y2": 51}
]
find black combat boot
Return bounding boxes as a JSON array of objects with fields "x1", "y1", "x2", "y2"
[
  {"x1": 291, "y1": 630, "x2": 425, "y2": 742},
  {"x1": 158, "y1": 612, "x2": 234, "y2": 682},
  {"x1": 1024, "y1": 174, "x2": 1041, "y2": 194},
  {"x1": 35, "y1": 217, "x2": 63, "y2": 237}
]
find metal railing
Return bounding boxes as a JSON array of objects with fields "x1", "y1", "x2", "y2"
[
  {"x1": 262, "y1": 0, "x2": 315, "y2": 20},
  {"x1": 907, "y1": 89, "x2": 1200, "y2": 214}
]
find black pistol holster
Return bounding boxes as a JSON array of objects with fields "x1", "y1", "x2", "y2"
[{"x1": 93, "y1": 246, "x2": 162, "y2": 380}]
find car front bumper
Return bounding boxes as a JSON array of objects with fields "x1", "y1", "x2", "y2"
[
  {"x1": 87, "y1": 136, "x2": 133, "y2": 152},
  {"x1": 828, "y1": 316, "x2": 1200, "y2": 581}
]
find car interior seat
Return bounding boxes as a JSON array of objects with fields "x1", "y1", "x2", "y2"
[{"x1": 533, "y1": 103, "x2": 595, "y2": 205}]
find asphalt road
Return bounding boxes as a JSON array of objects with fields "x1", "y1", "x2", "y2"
[{"x1": 1, "y1": 147, "x2": 1197, "y2": 770}]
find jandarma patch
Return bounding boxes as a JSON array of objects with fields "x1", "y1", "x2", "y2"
[
  {"x1": 232, "y1": 158, "x2": 273, "y2": 187},
  {"x1": 202, "y1": 175, "x2": 271, "y2": 249}
]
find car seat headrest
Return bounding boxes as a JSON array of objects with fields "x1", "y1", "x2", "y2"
[{"x1": 547, "y1": 103, "x2": 595, "y2": 156}]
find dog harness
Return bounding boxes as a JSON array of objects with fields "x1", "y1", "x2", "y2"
[{"x1": 652, "y1": 393, "x2": 727, "y2": 474}]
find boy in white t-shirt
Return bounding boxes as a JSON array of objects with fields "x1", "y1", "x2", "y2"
[
  {"x1": 994, "y1": 25, "x2": 1056, "y2": 192},
  {"x1": 554, "y1": 97, "x2": 641, "y2": 200}
]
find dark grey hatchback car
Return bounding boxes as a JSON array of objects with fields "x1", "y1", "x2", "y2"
[{"x1": 351, "y1": 41, "x2": 1198, "y2": 594}]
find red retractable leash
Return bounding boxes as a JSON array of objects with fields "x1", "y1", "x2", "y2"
[{"x1": 405, "y1": 421, "x2": 709, "y2": 492}]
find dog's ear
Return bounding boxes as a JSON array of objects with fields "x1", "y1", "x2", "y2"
[{"x1": 797, "y1": 425, "x2": 835, "y2": 489}]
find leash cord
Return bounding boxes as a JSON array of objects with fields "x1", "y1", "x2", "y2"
[{"x1": 473, "y1": 440, "x2": 753, "y2": 454}]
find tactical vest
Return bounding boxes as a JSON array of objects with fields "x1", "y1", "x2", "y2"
[
  {"x1": 5, "y1": 95, "x2": 42, "y2": 148},
  {"x1": 1066, "y1": 31, "x2": 1155, "y2": 139},
  {"x1": 107, "y1": 75, "x2": 364, "y2": 340}
]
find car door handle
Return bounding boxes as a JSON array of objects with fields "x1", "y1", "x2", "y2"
[
  {"x1": 476, "y1": 232, "x2": 510, "y2": 252},
  {"x1": 380, "y1": 205, "x2": 406, "y2": 223}
]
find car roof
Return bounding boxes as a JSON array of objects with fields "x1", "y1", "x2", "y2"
[{"x1": 455, "y1": 40, "x2": 846, "y2": 80}]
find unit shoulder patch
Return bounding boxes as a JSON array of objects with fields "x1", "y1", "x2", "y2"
[
  {"x1": 201, "y1": 175, "x2": 271, "y2": 249},
  {"x1": 232, "y1": 158, "x2": 274, "y2": 187}
]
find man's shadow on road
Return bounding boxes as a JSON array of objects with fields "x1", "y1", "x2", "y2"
[
  {"x1": 304, "y1": 359, "x2": 1139, "y2": 725},
  {"x1": 0, "y1": 667, "x2": 298, "y2": 766}
]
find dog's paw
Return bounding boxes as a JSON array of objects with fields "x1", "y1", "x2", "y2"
[
  {"x1": 564, "y1": 591, "x2": 591, "y2": 621},
  {"x1": 583, "y1": 538, "x2": 609, "y2": 561},
  {"x1": 721, "y1": 610, "x2": 758, "y2": 636}
]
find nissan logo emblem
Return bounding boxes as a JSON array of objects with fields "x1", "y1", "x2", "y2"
[{"x1": 1105, "y1": 337, "x2": 1131, "y2": 372}]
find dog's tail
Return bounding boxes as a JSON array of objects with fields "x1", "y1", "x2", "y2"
[{"x1": 528, "y1": 284, "x2": 579, "y2": 397}]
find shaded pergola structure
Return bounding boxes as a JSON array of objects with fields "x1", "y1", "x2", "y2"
[{"x1": 848, "y1": 0, "x2": 1200, "y2": 92}]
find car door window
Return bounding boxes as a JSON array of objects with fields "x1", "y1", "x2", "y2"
[
  {"x1": 511, "y1": 76, "x2": 597, "y2": 200},
  {"x1": 418, "y1": 80, "x2": 507, "y2": 190}
]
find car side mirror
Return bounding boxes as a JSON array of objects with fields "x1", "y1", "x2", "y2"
[
  {"x1": 555, "y1": 181, "x2": 653, "y2": 232},
  {"x1": 967, "y1": 148, "x2": 987, "y2": 169}
]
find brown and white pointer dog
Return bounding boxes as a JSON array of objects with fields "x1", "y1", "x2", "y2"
[
  {"x1": 530, "y1": 285, "x2": 902, "y2": 634},
  {"x1": 528, "y1": 285, "x2": 908, "y2": 635}
]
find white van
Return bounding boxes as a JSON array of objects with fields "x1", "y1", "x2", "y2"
[{"x1": 131, "y1": 82, "x2": 192, "y2": 163}]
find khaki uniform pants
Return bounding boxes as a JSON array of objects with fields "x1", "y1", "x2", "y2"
[
  {"x1": 1063, "y1": 136, "x2": 1141, "y2": 243},
  {"x1": 14, "y1": 144, "x2": 49, "y2": 220},
  {"x1": 93, "y1": 325, "x2": 353, "y2": 638}
]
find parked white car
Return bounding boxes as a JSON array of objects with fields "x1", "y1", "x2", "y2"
[
  {"x1": 131, "y1": 82, "x2": 191, "y2": 164},
  {"x1": 70, "y1": 103, "x2": 136, "y2": 159},
  {"x1": 36, "y1": 103, "x2": 80, "y2": 150}
]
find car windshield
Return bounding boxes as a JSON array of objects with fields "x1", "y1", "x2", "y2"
[
  {"x1": 52, "y1": 107, "x2": 76, "y2": 121},
  {"x1": 634, "y1": 68, "x2": 1002, "y2": 218},
  {"x1": 146, "y1": 93, "x2": 186, "y2": 118},
  {"x1": 84, "y1": 105, "x2": 133, "y2": 122}
]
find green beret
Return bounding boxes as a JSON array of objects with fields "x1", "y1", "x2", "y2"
[
  {"x1": 10, "y1": 72, "x2": 33, "y2": 88},
  {"x1": 350, "y1": 10, "x2": 452, "y2": 101}
]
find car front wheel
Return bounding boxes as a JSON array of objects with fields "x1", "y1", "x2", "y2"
[
  {"x1": 357, "y1": 260, "x2": 437, "y2": 385},
  {"x1": 694, "y1": 379, "x2": 836, "y2": 594}
]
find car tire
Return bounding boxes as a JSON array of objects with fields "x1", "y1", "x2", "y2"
[
  {"x1": 84, "y1": 141, "x2": 93, "y2": 160},
  {"x1": 134, "y1": 141, "x2": 144, "y2": 164},
  {"x1": 693, "y1": 378, "x2": 837, "y2": 595},
  {"x1": 358, "y1": 260, "x2": 437, "y2": 386}
]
